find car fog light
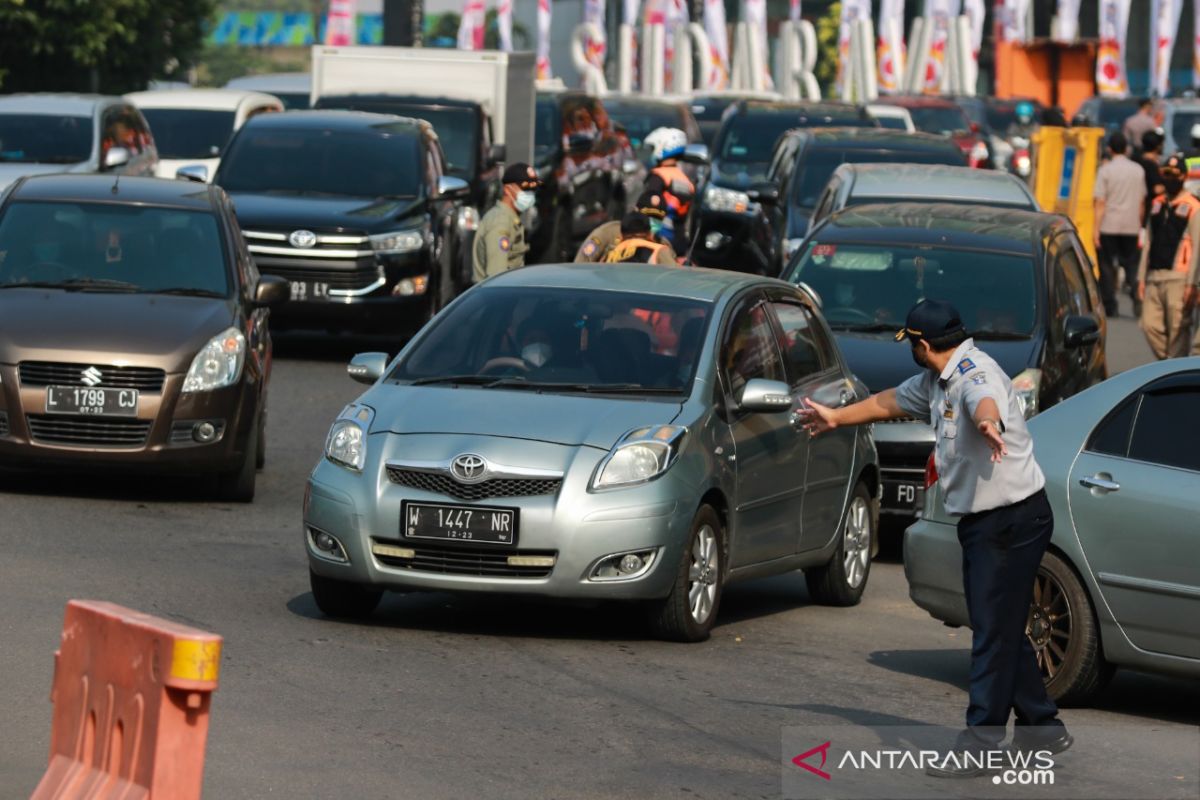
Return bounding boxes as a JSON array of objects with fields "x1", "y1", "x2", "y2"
[
  {"x1": 193, "y1": 421, "x2": 217, "y2": 443},
  {"x1": 705, "y1": 232, "x2": 727, "y2": 250},
  {"x1": 619, "y1": 554, "x2": 644, "y2": 574},
  {"x1": 309, "y1": 527, "x2": 349, "y2": 563},
  {"x1": 315, "y1": 532, "x2": 336, "y2": 551},
  {"x1": 392, "y1": 275, "x2": 429, "y2": 297},
  {"x1": 589, "y1": 549, "x2": 658, "y2": 581}
]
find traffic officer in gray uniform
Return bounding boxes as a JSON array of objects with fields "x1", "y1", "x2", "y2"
[
  {"x1": 473, "y1": 162, "x2": 541, "y2": 282},
  {"x1": 796, "y1": 299, "x2": 1072, "y2": 776}
]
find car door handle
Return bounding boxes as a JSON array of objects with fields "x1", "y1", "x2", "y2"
[{"x1": 1079, "y1": 474, "x2": 1120, "y2": 492}]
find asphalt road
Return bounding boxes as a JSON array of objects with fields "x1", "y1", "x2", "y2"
[{"x1": 1, "y1": 293, "x2": 1195, "y2": 800}]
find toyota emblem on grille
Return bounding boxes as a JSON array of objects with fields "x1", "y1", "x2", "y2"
[
  {"x1": 450, "y1": 454, "x2": 488, "y2": 483},
  {"x1": 80, "y1": 366, "x2": 103, "y2": 387},
  {"x1": 288, "y1": 229, "x2": 317, "y2": 249}
]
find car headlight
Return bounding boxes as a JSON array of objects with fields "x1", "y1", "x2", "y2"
[
  {"x1": 969, "y1": 141, "x2": 990, "y2": 168},
  {"x1": 703, "y1": 185, "x2": 752, "y2": 214},
  {"x1": 1012, "y1": 368, "x2": 1042, "y2": 418},
  {"x1": 369, "y1": 228, "x2": 425, "y2": 254},
  {"x1": 325, "y1": 404, "x2": 375, "y2": 472},
  {"x1": 592, "y1": 425, "x2": 687, "y2": 490},
  {"x1": 182, "y1": 327, "x2": 245, "y2": 393},
  {"x1": 456, "y1": 206, "x2": 480, "y2": 232}
]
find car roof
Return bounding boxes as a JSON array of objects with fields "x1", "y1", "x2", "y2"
[
  {"x1": 815, "y1": 202, "x2": 1064, "y2": 254},
  {"x1": 224, "y1": 72, "x2": 311, "y2": 92},
  {"x1": 0, "y1": 93, "x2": 120, "y2": 116},
  {"x1": 314, "y1": 93, "x2": 482, "y2": 110},
  {"x1": 481, "y1": 263, "x2": 793, "y2": 301},
  {"x1": 878, "y1": 96, "x2": 960, "y2": 109},
  {"x1": 126, "y1": 89, "x2": 282, "y2": 111},
  {"x1": 9, "y1": 174, "x2": 216, "y2": 210},
  {"x1": 604, "y1": 94, "x2": 688, "y2": 109},
  {"x1": 798, "y1": 128, "x2": 957, "y2": 149},
  {"x1": 842, "y1": 164, "x2": 1035, "y2": 205},
  {"x1": 736, "y1": 99, "x2": 863, "y2": 115},
  {"x1": 240, "y1": 109, "x2": 426, "y2": 132}
]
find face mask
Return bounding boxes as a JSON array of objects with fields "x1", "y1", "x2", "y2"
[
  {"x1": 32, "y1": 242, "x2": 61, "y2": 262},
  {"x1": 1164, "y1": 177, "x2": 1185, "y2": 196},
  {"x1": 514, "y1": 190, "x2": 536, "y2": 212},
  {"x1": 649, "y1": 218, "x2": 664, "y2": 238},
  {"x1": 521, "y1": 341, "x2": 551, "y2": 367}
]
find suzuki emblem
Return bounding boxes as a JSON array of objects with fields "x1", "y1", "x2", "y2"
[
  {"x1": 450, "y1": 454, "x2": 488, "y2": 483},
  {"x1": 288, "y1": 229, "x2": 317, "y2": 249},
  {"x1": 80, "y1": 366, "x2": 103, "y2": 387}
]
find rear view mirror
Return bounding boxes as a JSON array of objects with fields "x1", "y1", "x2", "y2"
[
  {"x1": 253, "y1": 275, "x2": 289, "y2": 308},
  {"x1": 682, "y1": 143, "x2": 710, "y2": 165},
  {"x1": 1063, "y1": 314, "x2": 1100, "y2": 348},
  {"x1": 103, "y1": 146, "x2": 131, "y2": 170},
  {"x1": 488, "y1": 143, "x2": 506, "y2": 165},
  {"x1": 436, "y1": 176, "x2": 470, "y2": 199},
  {"x1": 348, "y1": 352, "x2": 389, "y2": 384},
  {"x1": 737, "y1": 378, "x2": 793, "y2": 413},
  {"x1": 176, "y1": 164, "x2": 209, "y2": 183}
]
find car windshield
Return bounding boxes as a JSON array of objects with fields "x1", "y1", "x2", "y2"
[
  {"x1": 906, "y1": 106, "x2": 971, "y2": 136},
  {"x1": 317, "y1": 99, "x2": 478, "y2": 176},
  {"x1": 873, "y1": 115, "x2": 908, "y2": 130},
  {"x1": 0, "y1": 114, "x2": 93, "y2": 164},
  {"x1": 535, "y1": 97, "x2": 561, "y2": 161},
  {"x1": 138, "y1": 109, "x2": 236, "y2": 159},
  {"x1": 787, "y1": 242, "x2": 1036, "y2": 337},
  {"x1": 716, "y1": 109, "x2": 869, "y2": 164},
  {"x1": 1171, "y1": 110, "x2": 1200, "y2": 148},
  {"x1": 272, "y1": 93, "x2": 310, "y2": 110},
  {"x1": 0, "y1": 201, "x2": 229, "y2": 295},
  {"x1": 217, "y1": 126, "x2": 422, "y2": 198},
  {"x1": 391, "y1": 286, "x2": 713, "y2": 394},
  {"x1": 790, "y1": 148, "x2": 964, "y2": 210},
  {"x1": 604, "y1": 100, "x2": 683, "y2": 151}
]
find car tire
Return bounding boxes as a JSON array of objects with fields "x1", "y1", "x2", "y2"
[
  {"x1": 1030, "y1": 551, "x2": 1114, "y2": 705},
  {"x1": 647, "y1": 504, "x2": 725, "y2": 642},
  {"x1": 310, "y1": 569, "x2": 382, "y2": 619},
  {"x1": 255, "y1": 408, "x2": 267, "y2": 471},
  {"x1": 805, "y1": 482, "x2": 874, "y2": 606},
  {"x1": 216, "y1": 419, "x2": 257, "y2": 503}
]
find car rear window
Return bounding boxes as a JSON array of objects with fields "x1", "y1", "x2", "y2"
[
  {"x1": 716, "y1": 109, "x2": 872, "y2": 164},
  {"x1": 0, "y1": 114, "x2": 93, "y2": 164},
  {"x1": 139, "y1": 108, "x2": 236, "y2": 159},
  {"x1": 316, "y1": 98, "x2": 478, "y2": 177},
  {"x1": 905, "y1": 106, "x2": 971, "y2": 136},
  {"x1": 790, "y1": 148, "x2": 966, "y2": 210}
]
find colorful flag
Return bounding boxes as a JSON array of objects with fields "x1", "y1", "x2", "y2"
[
  {"x1": 1054, "y1": 0, "x2": 1081, "y2": 42},
  {"x1": 664, "y1": 0, "x2": 689, "y2": 86},
  {"x1": 1000, "y1": 0, "x2": 1030, "y2": 43},
  {"x1": 1151, "y1": 0, "x2": 1183, "y2": 96},
  {"x1": 922, "y1": 0, "x2": 960, "y2": 93},
  {"x1": 838, "y1": 0, "x2": 871, "y2": 95},
  {"x1": 742, "y1": 0, "x2": 773, "y2": 88},
  {"x1": 1097, "y1": 0, "x2": 1131, "y2": 96},
  {"x1": 584, "y1": 0, "x2": 607, "y2": 69},
  {"x1": 537, "y1": 0, "x2": 552, "y2": 79},
  {"x1": 877, "y1": 0, "x2": 905, "y2": 94},
  {"x1": 704, "y1": 0, "x2": 730, "y2": 88},
  {"x1": 325, "y1": 0, "x2": 356, "y2": 45},
  {"x1": 963, "y1": 0, "x2": 984, "y2": 56},
  {"x1": 789, "y1": 0, "x2": 801, "y2": 23},
  {"x1": 497, "y1": 0, "x2": 513, "y2": 51},
  {"x1": 456, "y1": 0, "x2": 486, "y2": 50}
]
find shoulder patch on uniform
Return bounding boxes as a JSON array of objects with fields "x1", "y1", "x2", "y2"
[
  {"x1": 499, "y1": 235, "x2": 511, "y2": 252},
  {"x1": 956, "y1": 358, "x2": 976, "y2": 375},
  {"x1": 970, "y1": 373, "x2": 987, "y2": 385},
  {"x1": 582, "y1": 239, "x2": 598, "y2": 257}
]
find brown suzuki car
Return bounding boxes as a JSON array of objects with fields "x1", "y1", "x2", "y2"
[{"x1": 0, "y1": 174, "x2": 287, "y2": 500}]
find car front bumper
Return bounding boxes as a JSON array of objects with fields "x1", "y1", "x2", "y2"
[{"x1": 903, "y1": 515, "x2": 969, "y2": 627}]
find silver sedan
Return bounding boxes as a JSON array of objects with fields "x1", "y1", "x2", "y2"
[{"x1": 304, "y1": 264, "x2": 881, "y2": 641}]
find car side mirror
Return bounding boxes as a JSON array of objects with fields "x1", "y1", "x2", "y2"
[
  {"x1": 682, "y1": 143, "x2": 710, "y2": 165},
  {"x1": 567, "y1": 132, "x2": 595, "y2": 153},
  {"x1": 348, "y1": 352, "x2": 389, "y2": 384},
  {"x1": 748, "y1": 183, "x2": 780, "y2": 204},
  {"x1": 253, "y1": 275, "x2": 289, "y2": 308},
  {"x1": 103, "y1": 146, "x2": 131, "y2": 170},
  {"x1": 737, "y1": 378, "x2": 793, "y2": 413},
  {"x1": 488, "y1": 143, "x2": 506, "y2": 165},
  {"x1": 176, "y1": 164, "x2": 209, "y2": 183},
  {"x1": 436, "y1": 175, "x2": 470, "y2": 199},
  {"x1": 1063, "y1": 314, "x2": 1100, "y2": 348}
]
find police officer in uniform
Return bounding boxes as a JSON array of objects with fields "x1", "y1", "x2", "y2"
[
  {"x1": 604, "y1": 212, "x2": 674, "y2": 264},
  {"x1": 473, "y1": 162, "x2": 541, "y2": 282},
  {"x1": 575, "y1": 190, "x2": 678, "y2": 265},
  {"x1": 1137, "y1": 153, "x2": 1200, "y2": 359},
  {"x1": 797, "y1": 300, "x2": 1072, "y2": 776}
]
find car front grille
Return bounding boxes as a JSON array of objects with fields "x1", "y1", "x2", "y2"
[
  {"x1": 386, "y1": 468, "x2": 562, "y2": 501},
  {"x1": 19, "y1": 362, "x2": 166, "y2": 392},
  {"x1": 263, "y1": 264, "x2": 384, "y2": 291},
  {"x1": 372, "y1": 540, "x2": 557, "y2": 578},
  {"x1": 243, "y1": 228, "x2": 371, "y2": 258},
  {"x1": 27, "y1": 415, "x2": 151, "y2": 447}
]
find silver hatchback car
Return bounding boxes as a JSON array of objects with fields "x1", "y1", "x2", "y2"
[{"x1": 304, "y1": 264, "x2": 880, "y2": 641}]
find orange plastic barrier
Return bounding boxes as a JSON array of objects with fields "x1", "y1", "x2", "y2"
[{"x1": 30, "y1": 600, "x2": 222, "y2": 800}]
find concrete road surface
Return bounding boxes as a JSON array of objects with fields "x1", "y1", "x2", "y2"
[{"x1": 1, "y1": 308, "x2": 1195, "y2": 799}]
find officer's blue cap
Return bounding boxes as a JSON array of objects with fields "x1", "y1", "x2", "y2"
[{"x1": 895, "y1": 299, "x2": 965, "y2": 343}]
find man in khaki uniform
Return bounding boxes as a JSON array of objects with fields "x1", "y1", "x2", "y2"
[
  {"x1": 575, "y1": 190, "x2": 678, "y2": 265},
  {"x1": 473, "y1": 162, "x2": 541, "y2": 282},
  {"x1": 1137, "y1": 154, "x2": 1200, "y2": 359}
]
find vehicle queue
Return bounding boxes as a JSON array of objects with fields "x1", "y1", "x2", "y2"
[{"x1": 0, "y1": 69, "x2": 1197, "y2": 717}]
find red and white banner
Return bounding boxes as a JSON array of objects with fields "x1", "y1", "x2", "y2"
[
  {"x1": 877, "y1": 0, "x2": 905, "y2": 94},
  {"x1": 1097, "y1": 0, "x2": 1131, "y2": 96},
  {"x1": 963, "y1": 0, "x2": 984, "y2": 56},
  {"x1": 536, "y1": 0, "x2": 552, "y2": 79},
  {"x1": 743, "y1": 0, "x2": 773, "y2": 88},
  {"x1": 624, "y1": 0, "x2": 640, "y2": 26},
  {"x1": 1151, "y1": 0, "x2": 1183, "y2": 96},
  {"x1": 1054, "y1": 0, "x2": 1081, "y2": 42},
  {"x1": 325, "y1": 0, "x2": 356, "y2": 45},
  {"x1": 497, "y1": 0, "x2": 513, "y2": 51},
  {"x1": 838, "y1": 0, "x2": 871, "y2": 94},
  {"x1": 789, "y1": 0, "x2": 801, "y2": 23},
  {"x1": 456, "y1": 0, "x2": 486, "y2": 50},
  {"x1": 1000, "y1": 0, "x2": 1030, "y2": 43},
  {"x1": 922, "y1": 0, "x2": 960, "y2": 93},
  {"x1": 664, "y1": 0, "x2": 689, "y2": 87},
  {"x1": 584, "y1": 0, "x2": 607, "y2": 69},
  {"x1": 704, "y1": 0, "x2": 730, "y2": 88}
]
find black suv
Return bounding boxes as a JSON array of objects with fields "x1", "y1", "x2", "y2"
[
  {"x1": 214, "y1": 111, "x2": 473, "y2": 333},
  {"x1": 786, "y1": 203, "x2": 1107, "y2": 521},
  {"x1": 692, "y1": 102, "x2": 875, "y2": 272}
]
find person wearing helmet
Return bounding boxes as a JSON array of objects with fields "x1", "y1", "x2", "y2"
[
  {"x1": 1004, "y1": 100, "x2": 1039, "y2": 141},
  {"x1": 642, "y1": 127, "x2": 695, "y2": 248},
  {"x1": 575, "y1": 190, "x2": 677, "y2": 265},
  {"x1": 1136, "y1": 153, "x2": 1200, "y2": 359}
]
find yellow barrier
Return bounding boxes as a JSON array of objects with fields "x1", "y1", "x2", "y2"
[{"x1": 1031, "y1": 126, "x2": 1106, "y2": 275}]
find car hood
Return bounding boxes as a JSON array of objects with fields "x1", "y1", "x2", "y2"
[
  {"x1": 0, "y1": 162, "x2": 86, "y2": 191},
  {"x1": 833, "y1": 332, "x2": 1040, "y2": 393},
  {"x1": 225, "y1": 192, "x2": 425, "y2": 232},
  {"x1": 0, "y1": 290, "x2": 235, "y2": 371},
  {"x1": 367, "y1": 385, "x2": 685, "y2": 449}
]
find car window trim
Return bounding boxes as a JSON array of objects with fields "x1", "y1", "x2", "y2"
[
  {"x1": 762, "y1": 291, "x2": 842, "y2": 387},
  {"x1": 716, "y1": 288, "x2": 787, "y2": 418},
  {"x1": 1084, "y1": 371, "x2": 1200, "y2": 467}
]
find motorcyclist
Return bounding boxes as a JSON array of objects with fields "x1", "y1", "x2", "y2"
[
  {"x1": 641, "y1": 127, "x2": 695, "y2": 248},
  {"x1": 1004, "y1": 100, "x2": 1039, "y2": 141}
]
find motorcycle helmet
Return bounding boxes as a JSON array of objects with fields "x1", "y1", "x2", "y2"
[
  {"x1": 1015, "y1": 100, "x2": 1035, "y2": 126},
  {"x1": 644, "y1": 127, "x2": 688, "y2": 164}
]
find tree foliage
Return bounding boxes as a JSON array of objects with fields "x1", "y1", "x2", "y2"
[
  {"x1": 815, "y1": 1, "x2": 840, "y2": 97},
  {"x1": 0, "y1": 0, "x2": 217, "y2": 93}
]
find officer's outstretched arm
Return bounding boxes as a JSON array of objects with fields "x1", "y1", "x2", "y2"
[{"x1": 798, "y1": 389, "x2": 906, "y2": 436}]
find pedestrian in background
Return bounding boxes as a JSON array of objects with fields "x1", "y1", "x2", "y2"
[
  {"x1": 797, "y1": 300, "x2": 1072, "y2": 777},
  {"x1": 1122, "y1": 98, "x2": 1158, "y2": 154},
  {"x1": 472, "y1": 163, "x2": 541, "y2": 282},
  {"x1": 1137, "y1": 154, "x2": 1200, "y2": 359},
  {"x1": 1093, "y1": 132, "x2": 1145, "y2": 317}
]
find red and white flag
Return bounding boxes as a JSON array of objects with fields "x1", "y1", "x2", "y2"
[
  {"x1": 584, "y1": 0, "x2": 607, "y2": 69},
  {"x1": 921, "y1": 0, "x2": 960, "y2": 93},
  {"x1": 704, "y1": 0, "x2": 730, "y2": 88},
  {"x1": 789, "y1": 0, "x2": 801, "y2": 22},
  {"x1": 456, "y1": 0, "x2": 486, "y2": 50},
  {"x1": 742, "y1": 0, "x2": 773, "y2": 88},
  {"x1": 497, "y1": 0, "x2": 514, "y2": 51},
  {"x1": 1097, "y1": 0, "x2": 1131, "y2": 96},
  {"x1": 1000, "y1": 0, "x2": 1030, "y2": 43},
  {"x1": 325, "y1": 0, "x2": 356, "y2": 45},
  {"x1": 837, "y1": 0, "x2": 871, "y2": 94},
  {"x1": 1054, "y1": 0, "x2": 1081, "y2": 42},
  {"x1": 877, "y1": 0, "x2": 905, "y2": 94},
  {"x1": 1151, "y1": 0, "x2": 1183, "y2": 96},
  {"x1": 537, "y1": 0, "x2": 552, "y2": 79},
  {"x1": 963, "y1": 0, "x2": 984, "y2": 56}
]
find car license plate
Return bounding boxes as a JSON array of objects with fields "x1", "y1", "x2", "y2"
[
  {"x1": 402, "y1": 502, "x2": 517, "y2": 546},
  {"x1": 289, "y1": 281, "x2": 329, "y2": 302},
  {"x1": 886, "y1": 481, "x2": 923, "y2": 509},
  {"x1": 45, "y1": 386, "x2": 138, "y2": 417}
]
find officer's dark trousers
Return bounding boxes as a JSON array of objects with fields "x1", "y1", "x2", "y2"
[
  {"x1": 1099, "y1": 234, "x2": 1139, "y2": 314},
  {"x1": 956, "y1": 489, "x2": 1062, "y2": 744}
]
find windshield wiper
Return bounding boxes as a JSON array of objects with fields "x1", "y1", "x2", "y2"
[
  {"x1": 830, "y1": 322, "x2": 898, "y2": 333},
  {"x1": 582, "y1": 383, "x2": 683, "y2": 394},
  {"x1": 969, "y1": 330, "x2": 1031, "y2": 341},
  {"x1": 0, "y1": 278, "x2": 140, "y2": 292},
  {"x1": 141, "y1": 287, "x2": 227, "y2": 298},
  {"x1": 408, "y1": 374, "x2": 497, "y2": 386}
]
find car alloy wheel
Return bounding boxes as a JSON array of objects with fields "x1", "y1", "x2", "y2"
[
  {"x1": 1029, "y1": 551, "x2": 1113, "y2": 705},
  {"x1": 689, "y1": 523, "x2": 719, "y2": 625},
  {"x1": 1028, "y1": 568, "x2": 1072, "y2": 681},
  {"x1": 842, "y1": 495, "x2": 871, "y2": 590},
  {"x1": 805, "y1": 481, "x2": 874, "y2": 606}
]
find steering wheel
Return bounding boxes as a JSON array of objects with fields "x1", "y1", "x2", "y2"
[
  {"x1": 825, "y1": 307, "x2": 875, "y2": 324},
  {"x1": 478, "y1": 357, "x2": 531, "y2": 375}
]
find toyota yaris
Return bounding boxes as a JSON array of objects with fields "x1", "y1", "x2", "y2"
[{"x1": 304, "y1": 264, "x2": 880, "y2": 640}]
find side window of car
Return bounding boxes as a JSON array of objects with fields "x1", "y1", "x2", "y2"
[
  {"x1": 720, "y1": 297, "x2": 786, "y2": 401},
  {"x1": 1127, "y1": 386, "x2": 1200, "y2": 471},
  {"x1": 1067, "y1": 236, "x2": 1103, "y2": 313},
  {"x1": 1057, "y1": 236, "x2": 1093, "y2": 314},
  {"x1": 1085, "y1": 394, "x2": 1137, "y2": 456},
  {"x1": 770, "y1": 300, "x2": 830, "y2": 383}
]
